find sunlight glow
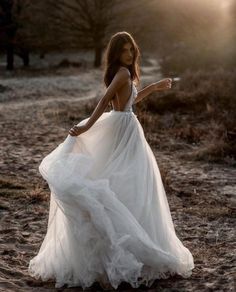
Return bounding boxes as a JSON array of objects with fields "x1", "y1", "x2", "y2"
[
  {"x1": 214, "y1": 0, "x2": 234, "y2": 57},
  {"x1": 220, "y1": 0, "x2": 232, "y2": 9}
]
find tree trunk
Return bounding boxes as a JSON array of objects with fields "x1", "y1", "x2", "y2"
[
  {"x1": 6, "y1": 43, "x2": 14, "y2": 70},
  {"x1": 21, "y1": 49, "x2": 30, "y2": 67},
  {"x1": 94, "y1": 44, "x2": 102, "y2": 67}
]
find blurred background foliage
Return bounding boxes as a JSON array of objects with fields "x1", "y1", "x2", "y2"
[{"x1": 1, "y1": 0, "x2": 236, "y2": 72}]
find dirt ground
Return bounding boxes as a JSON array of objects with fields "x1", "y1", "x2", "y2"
[{"x1": 0, "y1": 63, "x2": 235, "y2": 291}]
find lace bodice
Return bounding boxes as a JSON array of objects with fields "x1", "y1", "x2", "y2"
[{"x1": 123, "y1": 82, "x2": 138, "y2": 111}]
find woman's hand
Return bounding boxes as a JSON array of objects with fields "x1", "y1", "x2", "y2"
[
  {"x1": 69, "y1": 124, "x2": 88, "y2": 136},
  {"x1": 152, "y1": 78, "x2": 172, "y2": 91}
]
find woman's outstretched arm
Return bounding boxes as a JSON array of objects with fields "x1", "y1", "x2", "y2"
[
  {"x1": 133, "y1": 78, "x2": 172, "y2": 104},
  {"x1": 69, "y1": 68, "x2": 129, "y2": 136}
]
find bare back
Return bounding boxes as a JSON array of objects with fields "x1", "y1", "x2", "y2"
[{"x1": 111, "y1": 67, "x2": 133, "y2": 111}]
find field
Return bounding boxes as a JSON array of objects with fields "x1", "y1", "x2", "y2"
[{"x1": 0, "y1": 53, "x2": 235, "y2": 291}]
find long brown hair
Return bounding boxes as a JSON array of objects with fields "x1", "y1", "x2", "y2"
[{"x1": 103, "y1": 31, "x2": 140, "y2": 88}]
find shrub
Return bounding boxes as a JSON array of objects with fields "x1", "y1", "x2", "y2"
[{"x1": 137, "y1": 68, "x2": 236, "y2": 163}]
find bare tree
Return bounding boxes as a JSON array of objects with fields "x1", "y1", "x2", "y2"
[
  {"x1": 0, "y1": 0, "x2": 61, "y2": 70},
  {"x1": 0, "y1": 0, "x2": 17, "y2": 70},
  {"x1": 0, "y1": 0, "x2": 149, "y2": 70},
  {"x1": 0, "y1": 0, "x2": 42, "y2": 70},
  {"x1": 48, "y1": 0, "x2": 116, "y2": 67}
]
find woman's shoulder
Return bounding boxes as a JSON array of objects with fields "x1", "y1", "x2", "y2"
[
  {"x1": 117, "y1": 66, "x2": 130, "y2": 77},
  {"x1": 115, "y1": 66, "x2": 131, "y2": 83}
]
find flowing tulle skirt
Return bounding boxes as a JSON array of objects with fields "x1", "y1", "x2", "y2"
[{"x1": 28, "y1": 110, "x2": 194, "y2": 289}]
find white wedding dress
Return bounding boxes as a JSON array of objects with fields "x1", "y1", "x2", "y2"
[{"x1": 28, "y1": 81, "x2": 194, "y2": 289}]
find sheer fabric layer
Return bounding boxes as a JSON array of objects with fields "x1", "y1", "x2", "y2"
[{"x1": 28, "y1": 87, "x2": 194, "y2": 289}]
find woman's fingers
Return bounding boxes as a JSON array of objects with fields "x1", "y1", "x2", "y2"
[
  {"x1": 69, "y1": 127, "x2": 78, "y2": 136},
  {"x1": 154, "y1": 78, "x2": 172, "y2": 91},
  {"x1": 165, "y1": 78, "x2": 172, "y2": 88},
  {"x1": 69, "y1": 131, "x2": 76, "y2": 136},
  {"x1": 69, "y1": 125, "x2": 82, "y2": 136}
]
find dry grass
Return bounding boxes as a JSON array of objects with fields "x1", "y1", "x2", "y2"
[
  {"x1": 0, "y1": 66, "x2": 235, "y2": 291},
  {"x1": 137, "y1": 68, "x2": 236, "y2": 164},
  {"x1": 27, "y1": 185, "x2": 48, "y2": 204},
  {"x1": 43, "y1": 98, "x2": 100, "y2": 127},
  {"x1": 0, "y1": 177, "x2": 26, "y2": 190}
]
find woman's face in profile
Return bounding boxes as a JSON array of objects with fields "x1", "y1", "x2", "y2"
[{"x1": 119, "y1": 42, "x2": 134, "y2": 66}]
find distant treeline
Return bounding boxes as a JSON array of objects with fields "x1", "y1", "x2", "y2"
[{"x1": 0, "y1": 0, "x2": 236, "y2": 73}]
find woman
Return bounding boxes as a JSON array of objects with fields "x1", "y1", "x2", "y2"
[{"x1": 28, "y1": 31, "x2": 194, "y2": 290}]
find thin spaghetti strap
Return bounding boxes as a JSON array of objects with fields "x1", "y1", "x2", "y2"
[{"x1": 130, "y1": 79, "x2": 133, "y2": 97}]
